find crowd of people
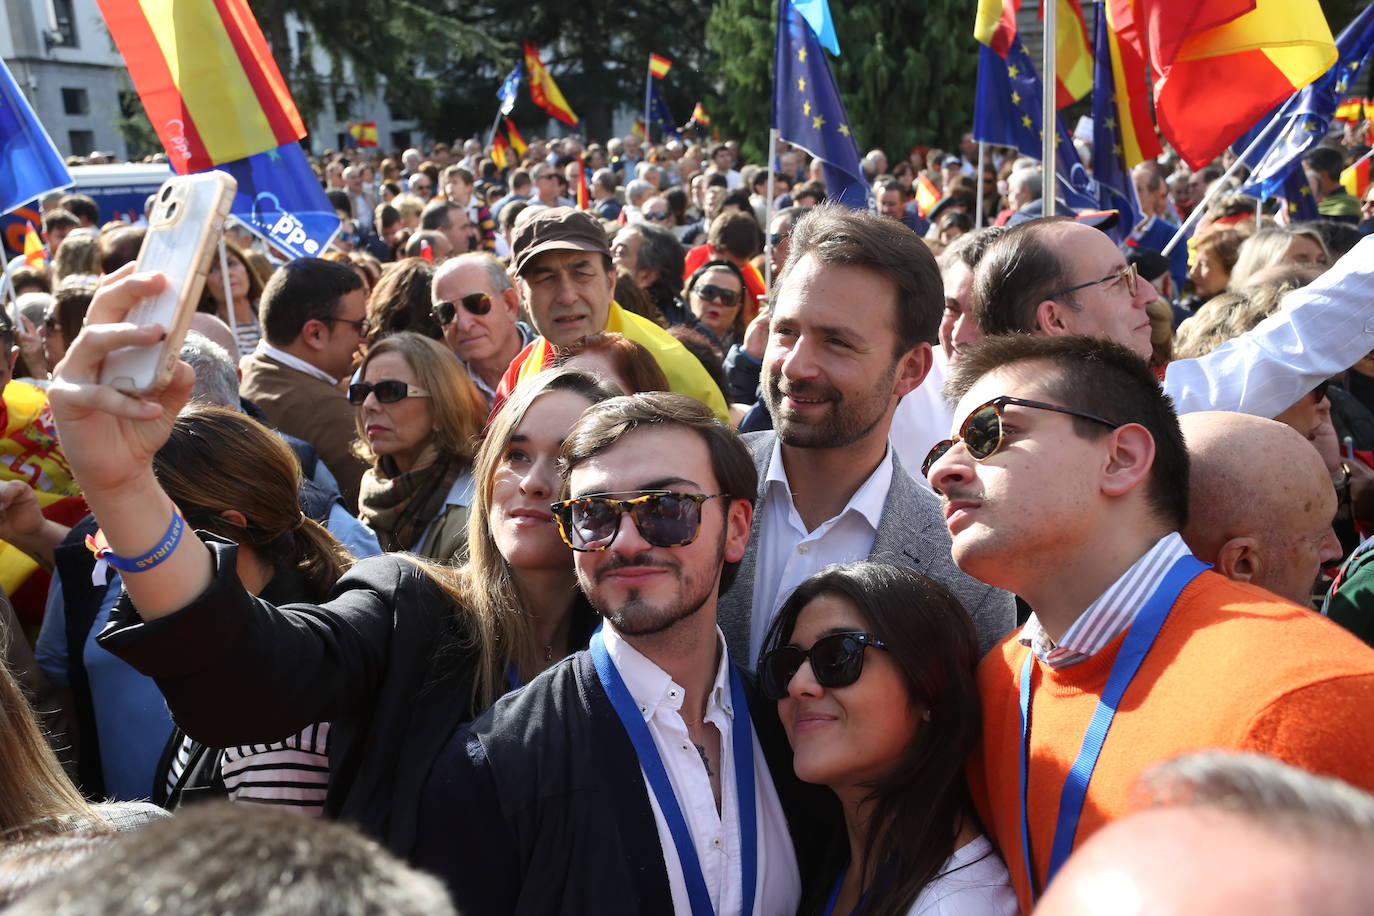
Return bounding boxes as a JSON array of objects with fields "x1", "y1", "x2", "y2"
[{"x1": 0, "y1": 113, "x2": 1372, "y2": 915}]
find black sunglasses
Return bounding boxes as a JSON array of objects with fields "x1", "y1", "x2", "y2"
[
  {"x1": 759, "y1": 632, "x2": 889, "y2": 701},
  {"x1": 922, "y1": 396, "x2": 1122, "y2": 477},
  {"x1": 347, "y1": 379, "x2": 431, "y2": 406},
  {"x1": 694, "y1": 283, "x2": 740, "y2": 308},
  {"x1": 550, "y1": 490, "x2": 727, "y2": 552},
  {"x1": 432, "y1": 292, "x2": 493, "y2": 325}
]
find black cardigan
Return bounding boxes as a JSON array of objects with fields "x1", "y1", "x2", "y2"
[
  {"x1": 96, "y1": 536, "x2": 566, "y2": 857},
  {"x1": 413, "y1": 648, "x2": 841, "y2": 914}
]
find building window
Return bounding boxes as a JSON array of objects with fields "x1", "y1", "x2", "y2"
[
  {"x1": 391, "y1": 130, "x2": 411, "y2": 150},
  {"x1": 61, "y1": 87, "x2": 88, "y2": 116},
  {"x1": 68, "y1": 130, "x2": 95, "y2": 155},
  {"x1": 49, "y1": 0, "x2": 79, "y2": 48}
]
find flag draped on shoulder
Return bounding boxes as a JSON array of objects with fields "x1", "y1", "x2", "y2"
[
  {"x1": 1122, "y1": 0, "x2": 1337, "y2": 168},
  {"x1": 203, "y1": 142, "x2": 339, "y2": 259},
  {"x1": 1090, "y1": 4, "x2": 1139, "y2": 243},
  {"x1": 773, "y1": 0, "x2": 866, "y2": 208},
  {"x1": 0, "y1": 59, "x2": 72, "y2": 215},
  {"x1": 97, "y1": 0, "x2": 306, "y2": 173},
  {"x1": 523, "y1": 42, "x2": 578, "y2": 126},
  {"x1": 1238, "y1": 3, "x2": 1374, "y2": 203}
]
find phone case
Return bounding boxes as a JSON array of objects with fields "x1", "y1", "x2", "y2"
[{"x1": 99, "y1": 171, "x2": 238, "y2": 394}]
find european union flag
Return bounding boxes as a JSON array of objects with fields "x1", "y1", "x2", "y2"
[
  {"x1": 1090, "y1": 6, "x2": 1140, "y2": 244},
  {"x1": 647, "y1": 81, "x2": 681, "y2": 142},
  {"x1": 1283, "y1": 168, "x2": 1320, "y2": 221},
  {"x1": 204, "y1": 141, "x2": 340, "y2": 259},
  {"x1": 773, "y1": 0, "x2": 867, "y2": 209},
  {"x1": 497, "y1": 64, "x2": 522, "y2": 117},
  {"x1": 1239, "y1": 3, "x2": 1374, "y2": 201},
  {"x1": 973, "y1": 36, "x2": 1097, "y2": 214},
  {"x1": 0, "y1": 59, "x2": 72, "y2": 216}
]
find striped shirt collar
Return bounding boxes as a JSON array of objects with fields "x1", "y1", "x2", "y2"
[{"x1": 1019, "y1": 531, "x2": 1192, "y2": 669}]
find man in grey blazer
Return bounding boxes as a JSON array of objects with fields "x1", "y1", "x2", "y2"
[{"x1": 716, "y1": 205, "x2": 1015, "y2": 669}]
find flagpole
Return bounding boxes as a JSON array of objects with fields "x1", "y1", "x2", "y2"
[
  {"x1": 644, "y1": 67, "x2": 653, "y2": 146},
  {"x1": 976, "y1": 141, "x2": 987, "y2": 226},
  {"x1": 1160, "y1": 113, "x2": 1287, "y2": 256},
  {"x1": 486, "y1": 109, "x2": 504, "y2": 152},
  {"x1": 765, "y1": 128, "x2": 779, "y2": 289},
  {"x1": 218, "y1": 237, "x2": 242, "y2": 360},
  {"x1": 1042, "y1": 0, "x2": 1058, "y2": 216}
]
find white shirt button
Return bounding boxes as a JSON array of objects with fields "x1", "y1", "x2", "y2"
[{"x1": 797, "y1": 544, "x2": 809, "y2": 555}]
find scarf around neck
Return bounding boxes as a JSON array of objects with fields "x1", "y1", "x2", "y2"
[{"x1": 358, "y1": 444, "x2": 467, "y2": 552}]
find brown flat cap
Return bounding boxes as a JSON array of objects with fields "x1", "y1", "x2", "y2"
[{"x1": 510, "y1": 207, "x2": 611, "y2": 275}]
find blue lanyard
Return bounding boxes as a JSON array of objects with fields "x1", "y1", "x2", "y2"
[
  {"x1": 1018, "y1": 555, "x2": 1209, "y2": 900},
  {"x1": 590, "y1": 630, "x2": 758, "y2": 916}
]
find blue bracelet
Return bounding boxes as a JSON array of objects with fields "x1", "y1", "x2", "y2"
[{"x1": 85, "y1": 505, "x2": 186, "y2": 574}]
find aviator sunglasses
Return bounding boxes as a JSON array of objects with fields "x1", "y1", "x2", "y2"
[
  {"x1": 922, "y1": 396, "x2": 1122, "y2": 477},
  {"x1": 347, "y1": 379, "x2": 431, "y2": 406},
  {"x1": 550, "y1": 490, "x2": 728, "y2": 552},
  {"x1": 759, "y1": 632, "x2": 889, "y2": 701},
  {"x1": 431, "y1": 292, "x2": 493, "y2": 326}
]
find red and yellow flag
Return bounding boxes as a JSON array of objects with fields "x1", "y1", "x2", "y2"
[
  {"x1": 503, "y1": 118, "x2": 528, "y2": 158},
  {"x1": 1046, "y1": 0, "x2": 1093, "y2": 107},
  {"x1": 648, "y1": 53, "x2": 673, "y2": 79},
  {"x1": 1104, "y1": 0, "x2": 1163, "y2": 167},
  {"x1": 974, "y1": 0, "x2": 1021, "y2": 56},
  {"x1": 576, "y1": 154, "x2": 590, "y2": 209},
  {"x1": 1342, "y1": 149, "x2": 1372, "y2": 198},
  {"x1": 1335, "y1": 97, "x2": 1364, "y2": 123},
  {"x1": 96, "y1": 0, "x2": 306, "y2": 173},
  {"x1": 631, "y1": 119, "x2": 647, "y2": 140},
  {"x1": 523, "y1": 41, "x2": 578, "y2": 126},
  {"x1": 491, "y1": 132, "x2": 510, "y2": 170},
  {"x1": 1127, "y1": 0, "x2": 1336, "y2": 168},
  {"x1": 914, "y1": 173, "x2": 942, "y2": 218},
  {"x1": 347, "y1": 121, "x2": 378, "y2": 147},
  {"x1": 21, "y1": 223, "x2": 44, "y2": 269},
  {"x1": 691, "y1": 102, "x2": 711, "y2": 126}
]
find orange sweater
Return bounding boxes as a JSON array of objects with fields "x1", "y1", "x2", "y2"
[{"x1": 968, "y1": 571, "x2": 1374, "y2": 913}]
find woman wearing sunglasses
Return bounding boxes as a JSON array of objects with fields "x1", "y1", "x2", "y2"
[
  {"x1": 758, "y1": 563, "x2": 1016, "y2": 916},
  {"x1": 681, "y1": 259, "x2": 748, "y2": 350},
  {"x1": 351, "y1": 332, "x2": 487, "y2": 561},
  {"x1": 47, "y1": 269, "x2": 621, "y2": 856}
]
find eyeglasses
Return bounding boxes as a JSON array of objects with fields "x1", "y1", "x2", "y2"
[
  {"x1": 694, "y1": 284, "x2": 740, "y2": 308},
  {"x1": 347, "y1": 379, "x2": 431, "y2": 405},
  {"x1": 645, "y1": 211, "x2": 671, "y2": 221},
  {"x1": 922, "y1": 395, "x2": 1122, "y2": 477},
  {"x1": 432, "y1": 292, "x2": 493, "y2": 325},
  {"x1": 1043, "y1": 262, "x2": 1138, "y2": 302},
  {"x1": 550, "y1": 490, "x2": 727, "y2": 552},
  {"x1": 769, "y1": 233, "x2": 788, "y2": 247},
  {"x1": 759, "y1": 632, "x2": 889, "y2": 701},
  {"x1": 535, "y1": 173, "x2": 557, "y2": 181},
  {"x1": 322, "y1": 316, "x2": 370, "y2": 336}
]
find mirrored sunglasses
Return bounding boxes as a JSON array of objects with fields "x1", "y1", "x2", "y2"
[
  {"x1": 432, "y1": 292, "x2": 493, "y2": 326},
  {"x1": 550, "y1": 490, "x2": 727, "y2": 552}
]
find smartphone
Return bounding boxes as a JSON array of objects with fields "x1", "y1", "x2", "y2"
[{"x1": 98, "y1": 172, "x2": 237, "y2": 394}]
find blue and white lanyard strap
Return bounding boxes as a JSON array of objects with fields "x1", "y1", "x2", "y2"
[
  {"x1": 1018, "y1": 555, "x2": 1210, "y2": 901},
  {"x1": 590, "y1": 630, "x2": 758, "y2": 916}
]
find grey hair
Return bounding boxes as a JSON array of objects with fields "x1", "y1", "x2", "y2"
[
  {"x1": 625, "y1": 179, "x2": 654, "y2": 207},
  {"x1": 179, "y1": 331, "x2": 241, "y2": 411},
  {"x1": 434, "y1": 252, "x2": 512, "y2": 295},
  {"x1": 1007, "y1": 166, "x2": 1043, "y2": 202}
]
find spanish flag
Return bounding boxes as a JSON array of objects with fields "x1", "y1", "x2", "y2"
[
  {"x1": 347, "y1": 121, "x2": 378, "y2": 147},
  {"x1": 1103, "y1": 0, "x2": 1163, "y2": 167},
  {"x1": 523, "y1": 41, "x2": 578, "y2": 126},
  {"x1": 1342, "y1": 149, "x2": 1372, "y2": 198},
  {"x1": 1047, "y1": 0, "x2": 1092, "y2": 107},
  {"x1": 1335, "y1": 97, "x2": 1364, "y2": 123},
  {"x1": 491, "y1": 132, "x2": 510, "y2": 170},
  {"x1": 974, "y1": 0, "x2": 1019, "y2": 56},
  {"x1": 576, "y1": 154, "x2": 590, "y2": 210},
  {"x1": 96, "y1": 0, "x2": 306, "y2": 173},
  {"x1": 914, "y1": 172, "x2": 942, "y2": 218},
  {"x1": 503, "y1": 118, "x2": 528, "y2": 157},
  {"x1": 21, "y1": 222, "x2": 45, "y2": 269},
  {"x1": 691, "y1": 102, "x2": 711, "y2": 126},
  {"x1": 648, "y1": 53, "x2": 673, "y2": 79},
  {"x1": 1129, "y1": 0, "x2": 1337, "y2": 169}
]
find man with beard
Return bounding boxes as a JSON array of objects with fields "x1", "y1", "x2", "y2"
[
  {"x1": 414, "y1": 393, "x2": 832, "y2": 914},
  {"x1": 715, "y1": 205, "x2": 1015, "y2": 670}
]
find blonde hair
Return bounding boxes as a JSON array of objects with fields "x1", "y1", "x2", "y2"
[
  {"x1": 0, "y1": 641, "x2": 106, "y2": 840},
  {"x1": 412, "y1": 368, "x2": 619, "y2": 709},
  {"x1": 1229, "y1": 226, "x2": 1329, "y2": 290},
  {"x1": 352, "y1": 332, "x2": 486, "y2": 468}
]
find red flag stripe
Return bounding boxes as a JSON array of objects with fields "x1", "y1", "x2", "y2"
[{"x1": 210, "y1": 0, "x2": 305, "y2": 146}]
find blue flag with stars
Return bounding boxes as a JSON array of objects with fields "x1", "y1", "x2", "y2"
[
  {"x1": 647, "y1": 81, "x2": 681, "y2": 142},
  {"x1": 202, "y1": 141, "x2": 340, "y2": 259},
  {"x1": 1090, "y1": 6, "x2": 1139, "y2": 244},
  {"x1": 773, "y1": 0, "x2": 867, "y2": 209},
  {"x1": 1238, "y1": 3, "x2": 1374, "y2": 203},
  {"x1": 973, "y1": 35, "x2": 1098, "y2": 214},
  {"x1": 497, "y1": 64, "x2": 522, "y2": 117},
  {"x1": 0, "y1": 58, "x2": 71, "y2": 216}
]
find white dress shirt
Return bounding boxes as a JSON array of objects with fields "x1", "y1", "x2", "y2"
[
  {"x1": 889, "y1": 348, "x2": 954, "y2": 489},
  {"x1": 750, "y1": 440, "x2": 893, "y2": 665},
  {"x1": 601, "y1": 625, "x2": 800, "y2": 916},
  {"x1": 255, "y1": 340, "x2": 339, "y2": 385}
]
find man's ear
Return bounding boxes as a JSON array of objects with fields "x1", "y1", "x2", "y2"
[
  {"x1": 1214, "y1": 537, "x2": 1261, "y2": 585},
  {"x1": 1034, "y1": 299, "x2": 1074, "y2": 336},
  {"x1": 299, "y1": 319, "x2": 329, "y2": 352},
  {"x1": 893, "y1": 342, "x2": 933, "y2": 399},
  {"x1": 723, "y1": 496, "x2": 753, "y2": 565},
  {"x1": 500, "y1": 287, "x2": 521, "y2": 319},
  {"x1": 1099, "y1": 423, "x2": 1156, "y2": 499}
]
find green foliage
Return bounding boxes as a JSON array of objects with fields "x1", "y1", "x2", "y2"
[
  {"x1": 706, "y1": 0, "x2": 979, "y2": 163},
  {"x1": 113, "y1": 86, "x2": 160, "y2": 161}
]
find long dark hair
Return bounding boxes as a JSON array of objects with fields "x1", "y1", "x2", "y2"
[{"x1": 759, "y1": 562, "x2": 982, "y2": 916}]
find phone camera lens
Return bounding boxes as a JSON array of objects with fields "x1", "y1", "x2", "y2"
[
  {"x1": 161, "y1": 185, "x2": 173, "y2": 202},
  {"x1": 165, "y1": 202, "x2": 178, "y2": 219}
]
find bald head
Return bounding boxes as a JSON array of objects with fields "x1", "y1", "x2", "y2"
[
  {"x1": 1180, "y1": 411, "x2": 1340, "y2": 605},
  {"x1": 190, "y1": 312, "x2": 241, "y2": 357}
]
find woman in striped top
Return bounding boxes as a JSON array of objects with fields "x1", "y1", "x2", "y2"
[{"x1": 198, "y1": 239, "x2": 264, "y2": 357}]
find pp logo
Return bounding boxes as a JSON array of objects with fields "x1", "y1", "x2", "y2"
[{"x1": 253, "y1": 192, "x2": 319, "y2": 255}]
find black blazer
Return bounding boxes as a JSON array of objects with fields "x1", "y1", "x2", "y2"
[
  {"x1": 96, "y1": 537, "x2": 482, "y2": 856},
  {"x1": 413, "y1": 648, "x2": 840, "y2": 914}
]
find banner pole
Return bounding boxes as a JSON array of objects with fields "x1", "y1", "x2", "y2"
[{"x1": 1042, "y1": 0, "x2": 1058, "y2": 216}]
